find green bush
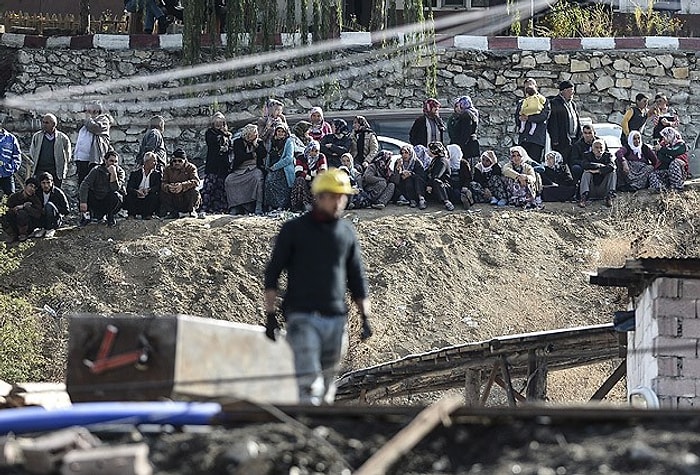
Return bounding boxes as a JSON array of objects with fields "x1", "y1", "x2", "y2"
[{"x1": 537, "y1": 1, "x2": 615, "y2": 37}]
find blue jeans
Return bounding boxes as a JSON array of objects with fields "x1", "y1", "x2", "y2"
[
  {"x1": 43, "y1": 202, "x2": 63, "y2": 230},
  {"x1": 125, "y1": 0, "x2": 165, "y2": 32},
  {"x1": 285, "y1": 312, "x2": 348, "y2": 405},
  {"x1": 0, "y1": 175, "x2": 15, "y2": 196}
]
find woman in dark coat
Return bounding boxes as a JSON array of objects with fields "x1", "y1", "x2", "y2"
[
  {"x1": 320, "y1": 118, "x2": 352, "y2": 168},
  {"x1": 541, "y1": 151, "x2": 577, "y2": 202},
  {"x1": 201, "y1": 112, "x2": 232, "y2": 213},
  {"x1": 425, "y1": 142, "x2": 454, "y2": 211},
  {"x1": 447, "y1": 96, "x2": 480, "y2": 168}
]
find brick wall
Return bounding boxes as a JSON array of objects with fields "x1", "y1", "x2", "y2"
[{"x1": 629, "y1": 277, "x2": 700, "y2": 408}]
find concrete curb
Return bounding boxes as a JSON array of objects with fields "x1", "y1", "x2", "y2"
[{"x1": 0, "y1": 32, "x2": 688, "y2": 51}]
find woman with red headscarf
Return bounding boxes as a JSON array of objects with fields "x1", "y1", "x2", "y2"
[{"x1": 409, "y1": 98, "x2": 446, "y2": 146}]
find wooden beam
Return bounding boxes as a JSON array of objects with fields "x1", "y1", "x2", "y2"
[
  {"x1": 494, "y1": 376, "x2": 526, "y2": 403},
  {"x1": 500, "y1": 355, "x2": 517, "y2": 407},
  {"x1": 479, "y1": 361, "x2": 500, "y2": 406},
  {"x1": 355, "y1": 396, "x2": 463, "y2": 475},
  {"x1": 464, "y1": 368, "x2": 481, "y2": 407},
  {"x1": 525, "y1": 349, "x2": 548, "y2": 401},
  {"x1": 590, "y1": 361, "x2": 626, "y2": 401}
]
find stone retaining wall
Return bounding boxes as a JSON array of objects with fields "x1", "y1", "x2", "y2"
[{"x1": 2, "y1": 34, "x2": 700, "y2": 177}]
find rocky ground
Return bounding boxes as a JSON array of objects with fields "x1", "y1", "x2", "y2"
[{"x1": 2, "y1": 188, "x2": 700, "y2": 474}]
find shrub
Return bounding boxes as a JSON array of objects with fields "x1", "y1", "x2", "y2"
[{"x1": 537, "y1": 1, "x2": 615, "y2": 37}]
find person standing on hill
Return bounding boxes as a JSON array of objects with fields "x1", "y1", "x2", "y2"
[
  {"x1": 410, "y1": 98, "x2": 446, "y2": 146},
  {"x1": 0, "y1": 116, "x2": 21, "y2": 198},
  {"x1": 548, "y1": 80, "x2": 581, "y2": 165},
  {"x1": 515, "y1": 78, "x2": 550, "y2": 163},
  {"x1": 135, "y1": 115, "x2": 167, "y2": 170},
  {"x1": 74, "y1": 101, "x2": 112, "y2": 186},
  {"x1": 264, "y1": 168, "x2": 373, "y2": 405},
  {"x1": 447, "y1": 96, "x2": 481, "y2": 168},
  {"x1": 29, "y1": 113, "x2": 71, "y2": 190},
  {"x1": 620, "y1": 93, "x2": 649, "y2": 144}
]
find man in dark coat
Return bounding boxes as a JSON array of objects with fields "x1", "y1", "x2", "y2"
[
  {"x1": 548, "y1": 80, "x2": 582, "y2": 165},
  {"x1": 125, "y1": 151, "x2": 162, "y2": 219}
]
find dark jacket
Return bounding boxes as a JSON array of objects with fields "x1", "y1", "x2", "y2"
[
  {"x1": 582, "y1": 150, "x2": 615, "y2": 186},
  {"x1": 136, "y1": 128, "x2": 167, "y2": 169},
  {"x1": 127, "y1": 168, "x2": 162, "y2": 198},
  {"x1": 569, "y1": 137, "x2": 605, "y2": 167},
  {"x1": 231, "y1": 137, "x2": 266, "y2": 171},
  {"x1": 79, "y1": 164, "x2": 126, "y2": 203},
  {"x1": 264, "y1": 212, "x2": 368, "y2": 316},
  {"x1": 547, "y1": 94, "x2": 582, "y2": 149},
  {"x1": 409, "y1": 115, "x2": 446, "y2": 146},
  {"x1": 541, "y1": 165, "x2": 576, "y2": 202},
  {"x1": 5, "y1": 191, "x2": 43, "y2": 220},
  {"x1": 204, "y1": 127, "x2": 232, "y2": 176},
  {"x1": 515, "y1": 97, "x2": 551, "y2": 148},
  {"x1": 320, "y1": 133, "x2": 352, "y2": 168},
  {"x1": 426, "y1": 156, "x2": 451, "y2": 186},
  {"x1": 447, "y1": 113, "x2": 480, "y2": 158},
  {"x1": 473, "y1": 163, "x2": 502, "y2": 188},
  {"x1": 42, "y1": 187, "x2": 70, "y2": 216}
]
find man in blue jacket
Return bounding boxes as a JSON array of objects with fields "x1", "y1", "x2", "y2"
[
  {"x1": 0, "y1": 118, "x2": 22, "y2": 197},
  {"x1": 264, "y1": 168, "x2": 373, "y2": 405}
]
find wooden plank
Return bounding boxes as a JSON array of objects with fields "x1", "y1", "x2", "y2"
[
  {"x1": 525, "y1": 349, "x2": 548, "y2": 401},
  {"x1": 479, "y1": 361, "x2": 500, "y2": 406},
  {"x1": 494, "y1": 376, "x2": 526, "y2": 403},
  {"x1": 354, "y1": 396, "x2": 463, "y2": 475},
  {"x1": 500, "y1": 355, "x2": 517, "y2": 407},
  {"x1": 464, "y1": 368, "x2": 481, "y2": 407},
  {"x1": 589, "y1": 361, "x2": 627, "y2": 401}
]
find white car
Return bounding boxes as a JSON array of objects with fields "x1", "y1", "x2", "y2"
[
  {"x1": 591, "y1": 123, "x2": 623, "y2": 157},
  {"x1": 377, "y1": 135, "x2": 411, "y2": 169}
]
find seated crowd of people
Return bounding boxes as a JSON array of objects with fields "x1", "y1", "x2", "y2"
[{"x1": 0, "y1": 83, "x2": 692, "y2": 244}]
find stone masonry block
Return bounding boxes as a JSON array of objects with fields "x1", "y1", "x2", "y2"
[
  {"x1": 655, "y1": 298, "x2": 696, "y2": 318},
  {"x1": 681, "y1": 358, "x2": 700, "y2": 378},
  {"x1": 654, "y1": 377, "x2": 697, "y2": 397},
  {"x1": 681, "y1": 280, "x2": 700, "y2": 299},
  {"x1": 655, "y1": 278, "x2": 680, "y2": 299},
  {"x1": 654, "y1": 337, "x2": 697, "y2": 358},
  {"x1": 678, "y1": 397, "x2": 696, "y2": 408},
  {"x1": 658, "y1": 316, "x2": 680, "y2": 337},
  {"x1": 682, "y1": 319, "x2": 700, "y2": 338},
  {"x1": 657, "y1": 356, "x2": 680, "y2": 377},
  {"x1": 657, "y1": 395, "x2": 678, "y2": 409}
]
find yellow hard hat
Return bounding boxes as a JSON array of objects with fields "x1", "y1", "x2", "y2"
[{"x1": 311, "y1": 168, "x2": 358, "y2": 195}]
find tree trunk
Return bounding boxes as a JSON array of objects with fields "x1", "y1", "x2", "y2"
[
  {"x1": 369, "y1": 0, "x2": 386, "y2": 32},
  {"x1": 79, "y1": 0, "x2": 90, "y2": 34}
]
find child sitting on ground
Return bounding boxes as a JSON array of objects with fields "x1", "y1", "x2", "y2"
[{"x1": 519, "y1": 86, "x2": 546, "y2": 135}]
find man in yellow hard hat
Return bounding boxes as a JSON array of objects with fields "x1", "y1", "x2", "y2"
[{"x1": 263, "y1": 167, "x2": 373, "y2": 405}]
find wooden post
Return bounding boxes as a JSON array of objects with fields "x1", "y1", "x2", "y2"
[
  {"x1": 479, "y1": 361, "x2": 500, "y2": 406},
  {"x1": 525, "y1": 349, "x2": 548, "y2": 401},
  {"x1": 464, "y1": 368, "x2": 481, "y2": 407},
  {"x1": 500, "y1": 355, "x2": 517, "y2": 408},
  {"x1": 590, "y1": 361, "x2": 626, "y2": 401}
]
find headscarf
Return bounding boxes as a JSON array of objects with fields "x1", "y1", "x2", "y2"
[
  {"x1": 509, "y1": 145, "x2": 531, "y2": 163},
  {"x1": 400, "y1": 145, "x2": 417, "y2": 172},
  {"x1": 627, "y1": 130, "x2": 643, "y2": 159},
  {"x1": 454, "y1": 96, "x2": 479, "y2": 124},
  {"x1": 423, "y1": 98, "x2": 441, "y2": 118},
  {"x1": 241, "y1": 123, "x2": 258, "y2": 142},
  {"x1": 304, "y1": 140, "x2": 321, "y2": 168},
  {"x1": 332, "y1": 118, "x2": 349, "y2": 135},
  {"x1": 292, "y1": 120, "x2": 312, "y2": 141},
  {"x1": 211, "y1": 111, "x2": 226, "y2": 126},
  {"x1": 476, "y1": 151, "x2": 497, "y2": 174},
  {"x1": 372, "y1": 150, "x2": 393, "y2": 179},
  {"x1": 428, "y1": 141, "x2": 447, "y2": 158},
  {"x1": 660, "y1": 127, "x2": 683, "y2": 146},
  {"x1": 414, "y1": 145, "x2": 430, "y2": 169},
  {"x1": 340, "y1": 152, "x2": 355, "y2": 170},
  {"x1": 263, "y1": 98, "x2": 284, "y2": 118},
  {"x1": 355, "y1": 115, "x2": 371, "y2": 131},
  {"x1": 447, "y1": 144, "x2": 463, "y2": 171},
  {"x1": 271, "y1": 124, "x2": 290, "y2": 151},
  {"x1": 544, "y1": 150, "x2": 565, "y2": 172},
  {"x1": 309, "y1": 107, "x2": 324, "y2": 122}
]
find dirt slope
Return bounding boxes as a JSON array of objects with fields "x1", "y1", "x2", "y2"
[{"x1": 3, "y1": 190, "x2": 700, "y2": 402}]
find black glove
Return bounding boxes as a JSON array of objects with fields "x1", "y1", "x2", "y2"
[
  {"x1": 360, "y1": 314, "x2": 373, "y2": 341},
  {"x1": 265, "y1": 312, "x2": 280, "y2": 341}
]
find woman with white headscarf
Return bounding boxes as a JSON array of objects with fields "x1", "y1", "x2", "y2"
[
  {"x1": 649, "y1": 126, "x2": 688, "y2": 193},
  {"x1": 541, "y1": 150, "x2": 577, "y2": 202},
  {"x1": 502, "y1": 145, "x2": 541, "y2": 208},
  {"x1": 472, "y1": 150, "x2": 507, "y2": 205},
  {"x1": 394, "y1": 144, "x2": 427, "y2": 209},
  {"x1": 290, "y1": 140, "x2": 328, "y2": 211},
  {"x1": 615, "y1": 130, "x2": 656, "y2": 192},
  {"x1": 225, "y1": 123, "x2": 267, "y2": 215},
  {"x1": 447, "y1": 144, "x2": 474, "y2": 208}
]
